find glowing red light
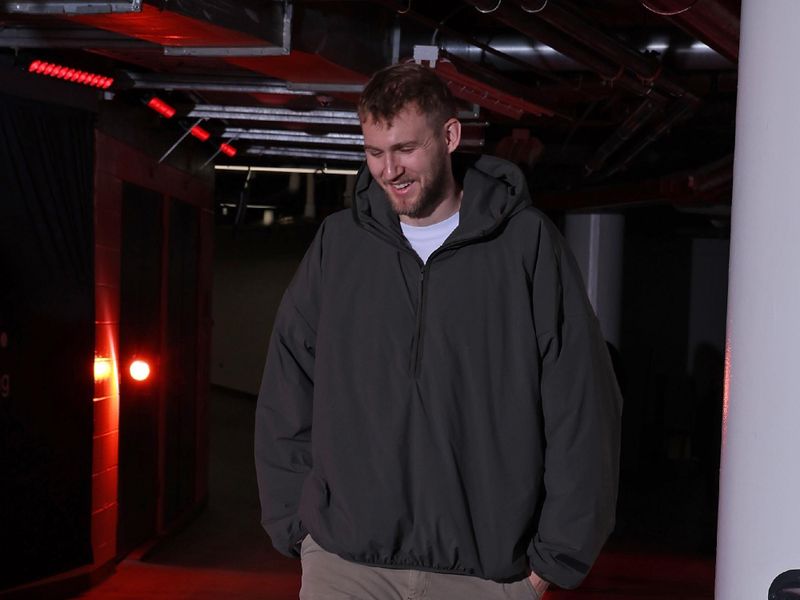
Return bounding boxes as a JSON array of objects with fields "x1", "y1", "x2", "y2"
[
  {"x1": 219, "y1": 143, "x2": 237, "y2": 157},
  {"x1": 94, "y1": 357, "x2": 112, "y2": 381},
  {"x1": 28, "y1": 59, "x2": 113, "y2": 90},
  {"x1": 129, "y1": 360, "x2": 151, "y2": 382},
  {"x1": 190, "y1": 125, "x2": 210, "y2": 142},
  {"x1": 147, "y1": 97, "x2": 176, "y2": 119}
]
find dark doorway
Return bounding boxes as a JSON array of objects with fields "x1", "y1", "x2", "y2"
[
  {"x1": 117, "y1": 182, "x2": 164, "y2": 556},
  {"x1": 164, "y1": 200, "x2": 200, "y2": 525}
]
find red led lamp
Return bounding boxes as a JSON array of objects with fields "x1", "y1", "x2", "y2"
[
  {"x1": 128, "y1": 359, "x2": 152, "y2": 382},
  {"x1": 147, "y1": 97, "x2": 176, "y2": 118},
  {"x1": 219, "y1": 142, "x2": 237, "y2": 157},
  {"x1": 190, "y1": 124, "x2": 211, "y2": 141},
  {"x1": 28, "y1": 60, "x2": 114, "y2": 89}
]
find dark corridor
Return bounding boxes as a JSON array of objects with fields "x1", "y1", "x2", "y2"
[{"x1": 75, "y1": 387, "x2": 715, "y2": 600}]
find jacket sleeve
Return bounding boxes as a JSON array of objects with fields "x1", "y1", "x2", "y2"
[
  {"x1": 254, "y1": 223, "x2": 325, "y2": 557},
  {"x1": 527, "y1": 218, "x2": 623, "y2": 589}
]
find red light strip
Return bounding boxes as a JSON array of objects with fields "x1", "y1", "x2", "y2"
[
  {"x1": 190, "y1": 125, "x2": 211, "y2": 142},
  {"x1": 29, "y1": 60, "x2": 114, "y2": 90},
  {"x1": 147, "y1": 97, "x2": 176, "y2": 119},
  {"x1": 219, "y1": 142, "x2": 237, "y2": 157}
]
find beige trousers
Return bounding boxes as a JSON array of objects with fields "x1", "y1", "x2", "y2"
[{"x1": 299, "y1": 536, "x2": 541, "y2": 600}]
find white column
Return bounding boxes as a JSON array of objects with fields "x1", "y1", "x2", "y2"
[
  {"x1": 304, "y1": 173, "x2": 316, "y2": 219},
  {"x1": 716, "y1": 1, "x2": 800, "y2": 598},
  {"x1": 564, "y1": 213, "x2": 624, "y2": 348}
]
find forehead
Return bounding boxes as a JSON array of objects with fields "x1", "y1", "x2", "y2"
[{"x1": 361, "y1": 105, "x2": 436, "y2": 145}]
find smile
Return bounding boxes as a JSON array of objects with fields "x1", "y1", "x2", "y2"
[{"x1": 390, "y1": 181, "x2": 413, "y2": 195}]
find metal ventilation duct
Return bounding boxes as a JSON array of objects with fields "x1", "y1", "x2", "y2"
[{"x1": 0, "y1": 0, "x2": 141, "y2": 14}]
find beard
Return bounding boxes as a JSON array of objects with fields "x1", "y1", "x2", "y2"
[{"x1": 387, "y1": 157, "x2": 450, "y2": 220}]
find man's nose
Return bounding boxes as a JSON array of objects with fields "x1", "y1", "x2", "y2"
[{"x1": 384, "y1": 154, "x2": 402, "y2": 180}]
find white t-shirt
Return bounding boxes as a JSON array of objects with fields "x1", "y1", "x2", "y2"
[{"x1": 399, "y1": 211, "x2": 460, "y2": 264}]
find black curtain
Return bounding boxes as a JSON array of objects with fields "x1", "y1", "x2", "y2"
[{"x1": 0, "y1": 92, "x2": 95, "y2": 589}]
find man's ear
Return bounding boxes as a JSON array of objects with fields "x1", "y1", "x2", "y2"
[{"x1": 443, "y1": 118, "x2": 462, "y2": 154}]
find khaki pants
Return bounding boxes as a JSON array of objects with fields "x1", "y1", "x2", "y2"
[{"x1": 299, "y1": 536, "x2": 541, "y2": 600}]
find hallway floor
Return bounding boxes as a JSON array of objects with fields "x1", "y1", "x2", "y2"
[{"x1": 77, "y1": 389, "x2": 715, "y2": 599}]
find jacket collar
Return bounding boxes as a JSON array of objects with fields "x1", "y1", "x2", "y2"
[{"x1": 353, "y1": 154, "x2": 532, "y2": 247}]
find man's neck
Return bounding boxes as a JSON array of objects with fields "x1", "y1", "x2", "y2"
[{"x1": 400, "y1": 188, "x2": 463, "y2": 227}]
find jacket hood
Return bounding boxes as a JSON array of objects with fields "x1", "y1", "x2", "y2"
[{"x1": 353, "y1": 154, "x2": 533, "y2": 245}]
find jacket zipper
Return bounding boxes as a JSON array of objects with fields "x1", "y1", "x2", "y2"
[
  {"x1": 411, "y1": 264, "x2": 427, "y2": 377},
  {"x1": 409, "y1": 239, "x2": 473, "y2": 379}
]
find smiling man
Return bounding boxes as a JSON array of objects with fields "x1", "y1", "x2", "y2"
[
  {"x1": 361, "y1": 88, "x2": 461, "y2": 226},
  {"x1": 255, "y1": 62, "x2": 622, "y2": 599}
]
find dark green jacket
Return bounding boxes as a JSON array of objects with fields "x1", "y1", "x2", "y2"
[{"x1": 255, "y1": 155, "x2": 622, "y2": 588}]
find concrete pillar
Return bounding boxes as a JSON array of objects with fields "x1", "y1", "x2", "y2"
[
  {"x1": 288, "y1": 172, "x2": 301, "y2": 193},
  {"x1": 564, "y1": 213, "x2": 624, "y2": 348},
  {"x1": 343, "y1": 174, "x2": 356, "y2": 208},
  {"x1": 304, "y1": 173, "x2": 316, "y2": 220},
  {"x1": 716, "y1": 1, "x2": 800, "y2": 597}
]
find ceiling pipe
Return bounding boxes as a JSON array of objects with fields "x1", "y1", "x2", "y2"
[
  {"x1": 523, "y1": 0, "x2": 695, "y2": 101},
  {"x1": 687, "y1": 153, "x2": 733, "y2": 192},
  {"x1": 462, "y1": 0, "x2": 701, "y2": 175},
  {"x1": 371, "y1": 0, "x2": 569, "y2": 85},
  {"x1": 243, "y1": 146, "x2": 364, "y2": 163},
  {"x1": 432, "y1": 33, "x2": 734, "y2": 72},
  {"x1": 119, "y1": 72, "x2": 313, "y2": 94},
  {"x1": 117, "y1": 72, "x2": 365, "y2": 95},
  {"x1": 222, "y1": 128, "x2": 364, "y2": 146},
  {"x1": 221, "y1": 125, "x2": 484, "y2": 150},
  {"x1": 603, "y1": 98, "x2": 696, "y2": 178},
  {"x1": 584, "y1": 97, "x2": 665, "y2": 175},
  {"x1": 437, "y1": 51, "x2": 563, "y2": 119},
  {"x1": 186, "y1": 105, "x2": 362, "y2": 126},
  {"x1": 642, "y1": 0, "x2": 739, "y2": 63},
  {"x1": 2, "y1": 0, "x2": 141, "y2": 14},
  {"x1": 460, "y1": 0, "x2": 669, "y2": 100}
]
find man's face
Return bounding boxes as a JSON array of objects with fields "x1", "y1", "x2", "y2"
[{"x1": 361, "y1": 104, "x2": 459, "y2": 220}]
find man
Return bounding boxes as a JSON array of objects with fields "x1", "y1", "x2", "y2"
[{"x1": 255, "y1": 62, "x2": 622, "y2": 599}]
